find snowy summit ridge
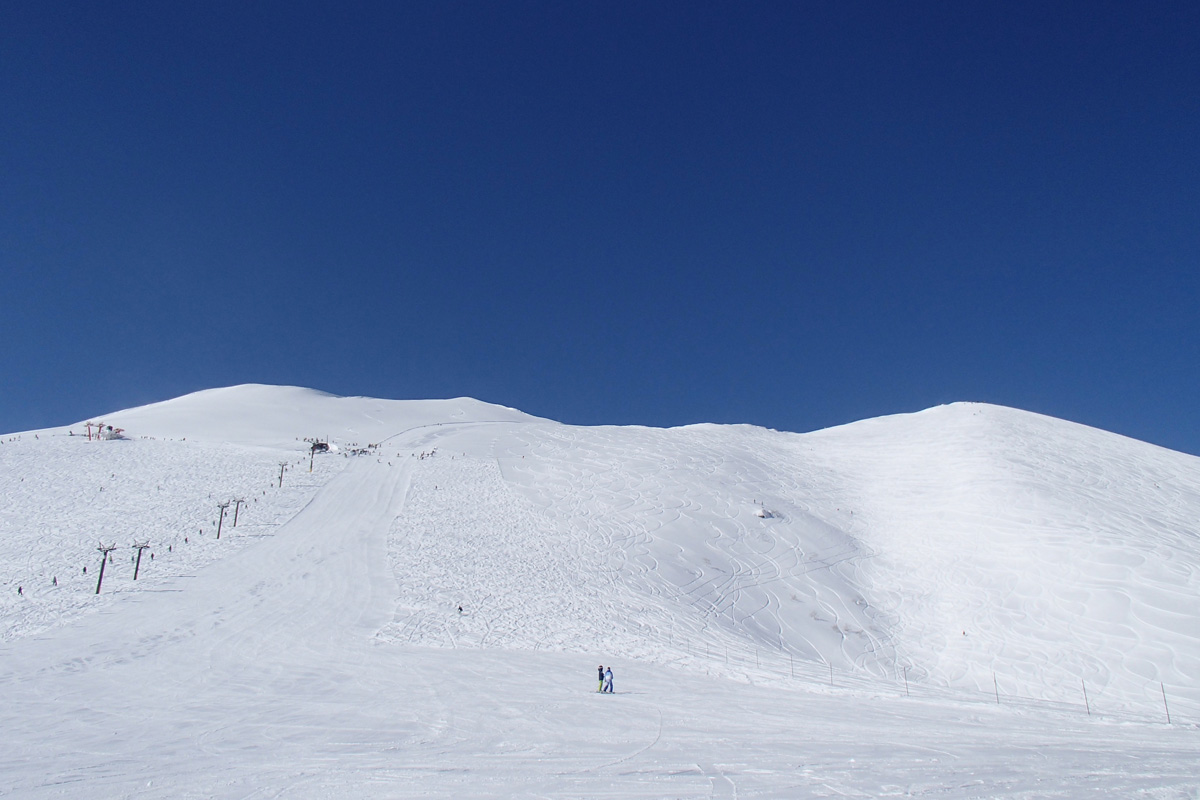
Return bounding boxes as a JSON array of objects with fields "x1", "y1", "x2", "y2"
[{"x1": 80, "y1": 383, "x2": 539, "y2": 445}]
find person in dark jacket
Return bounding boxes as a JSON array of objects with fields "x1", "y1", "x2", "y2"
[{"x1": 597, "y1": 665, "x2": 604, "y2": 692}]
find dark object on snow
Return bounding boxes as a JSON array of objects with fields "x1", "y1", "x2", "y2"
[{"x1": 311, "y1": 442, "x2": 330, "y2": 453}]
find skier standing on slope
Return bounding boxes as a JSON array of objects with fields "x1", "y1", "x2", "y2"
[
  {"x1": 597, "y1": 665, "x2": 604, "y2": 692},
  {"x1": 603, "y1": 666, "x2": 614, "y2": 693}
]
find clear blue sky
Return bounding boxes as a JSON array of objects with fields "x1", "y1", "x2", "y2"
[{"x1": 3, "y1": 2, "x2": 1198, "y2": 453}]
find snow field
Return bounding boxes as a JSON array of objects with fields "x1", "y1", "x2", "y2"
[
  {"x1": 0, "y1": 431, "x2": 346, "y2": 641},
  {"x1": 2, "y1": 386, "x2": 1199, "y2": 797},
  {"x1": 374, "y1": 412, "x2": 1200, "y2": 723},
  {"x1": 0, "y1": 385, "x2": 537, "y2": 646},
  {"x1": 803, "y1": 403, "x2": 1200, "y2": 715},
  {"x1": 382, "y1": 448, "x2": 606, "y2": 653},
  {"x1": 498, "y1": 423, "x2": 892, "y2": 670}
]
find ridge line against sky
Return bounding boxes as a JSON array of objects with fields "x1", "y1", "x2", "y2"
[{"x1": 2, "y1": 2, "x2": 1198, "y2": 454}]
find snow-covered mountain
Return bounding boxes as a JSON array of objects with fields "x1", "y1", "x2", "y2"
[
  {"x1": 89, "y1": 383, "x2": 540, "y2": 444},
  {"x1": 1, "y1": 385, "x2": 1197, "y2": 798}
]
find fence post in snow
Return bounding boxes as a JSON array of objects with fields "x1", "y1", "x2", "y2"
[
  {"x1": 1161, "y1": 683, "x2": 1171, "y2": 725},
  {"x1": 994, "y1": 672, "x2": 1000, "y2": 704},
  {"x1": 132, "y1": 541, "x2": 150, "y2": 580},
  {"x1": 95, "y1": 543, "x2": 116, "y2": 594},
  {"x1": 1082, "y1": 679, "x2": 1090, "y2": 716}
]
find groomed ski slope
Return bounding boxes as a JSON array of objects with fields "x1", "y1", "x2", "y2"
[{"x1": 1, "y1": 384, "x2": 1198, "y2": 798}]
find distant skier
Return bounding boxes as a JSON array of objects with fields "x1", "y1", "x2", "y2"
[
  {"x1": 603, "y1": 666, "x2": 614, "y2": 693},
  {"x1": 597, "y1": 665, "x2": 604, "y2": 692}
]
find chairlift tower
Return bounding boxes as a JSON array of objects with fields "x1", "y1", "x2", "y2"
[
  {"x1": 216, "y1": 501, "x2": 230, "y2": 539},
  {"x1": 132, "y1": 541, "x2": 150, "y2": 580},
  {"x1": 95, "y1": 543, "x2": 117, "y2": 594}
]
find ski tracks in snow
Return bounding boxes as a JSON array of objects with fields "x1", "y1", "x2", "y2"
[{"x1": 467, "y1": 423, "x2": 895, "y2": 676}]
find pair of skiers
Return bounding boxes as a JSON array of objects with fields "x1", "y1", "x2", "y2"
[{"x1": 597, "y1": 664, "x2": 613, "y2": 693}]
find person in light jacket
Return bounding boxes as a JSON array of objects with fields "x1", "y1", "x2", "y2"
[{"x1": 603, "y1": 666, "x2": 614, "y2": 693}]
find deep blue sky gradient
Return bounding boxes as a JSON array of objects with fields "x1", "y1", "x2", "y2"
[{"x1": 3, "y1": 2, "x2": 1199, "y2": 453}]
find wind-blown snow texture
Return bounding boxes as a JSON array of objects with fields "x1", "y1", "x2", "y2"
[{"x1": 1, "y1": 384, "x2": 1197, "y2": 798}]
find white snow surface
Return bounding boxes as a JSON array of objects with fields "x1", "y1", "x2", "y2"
[{"x1": 1, "y1": 384, "x2": 1198, "y2": 798}]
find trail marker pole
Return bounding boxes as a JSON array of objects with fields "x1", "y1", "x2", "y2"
[
  {"x1": 309, "y1": 447, "x2": 315, "y2": 473},
  {"x1": 216, "y1": 502, "x2": 230, "y2": 539},
  {"x1": 1082, "y1": 680, "x2": 1090, "y2": 716},
  {"x1": 95, "y1": 544, "x2": 116, "y2": 594},
  {"x1": 132, "y1": 541, "x2": 150, "y2": 580},
  {"x1": 1161, "y1": 683, "x2": 1171, "y2": 725},
  {"x1": 232, "y1": 498, "x2": 245, "y2": 527}
]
